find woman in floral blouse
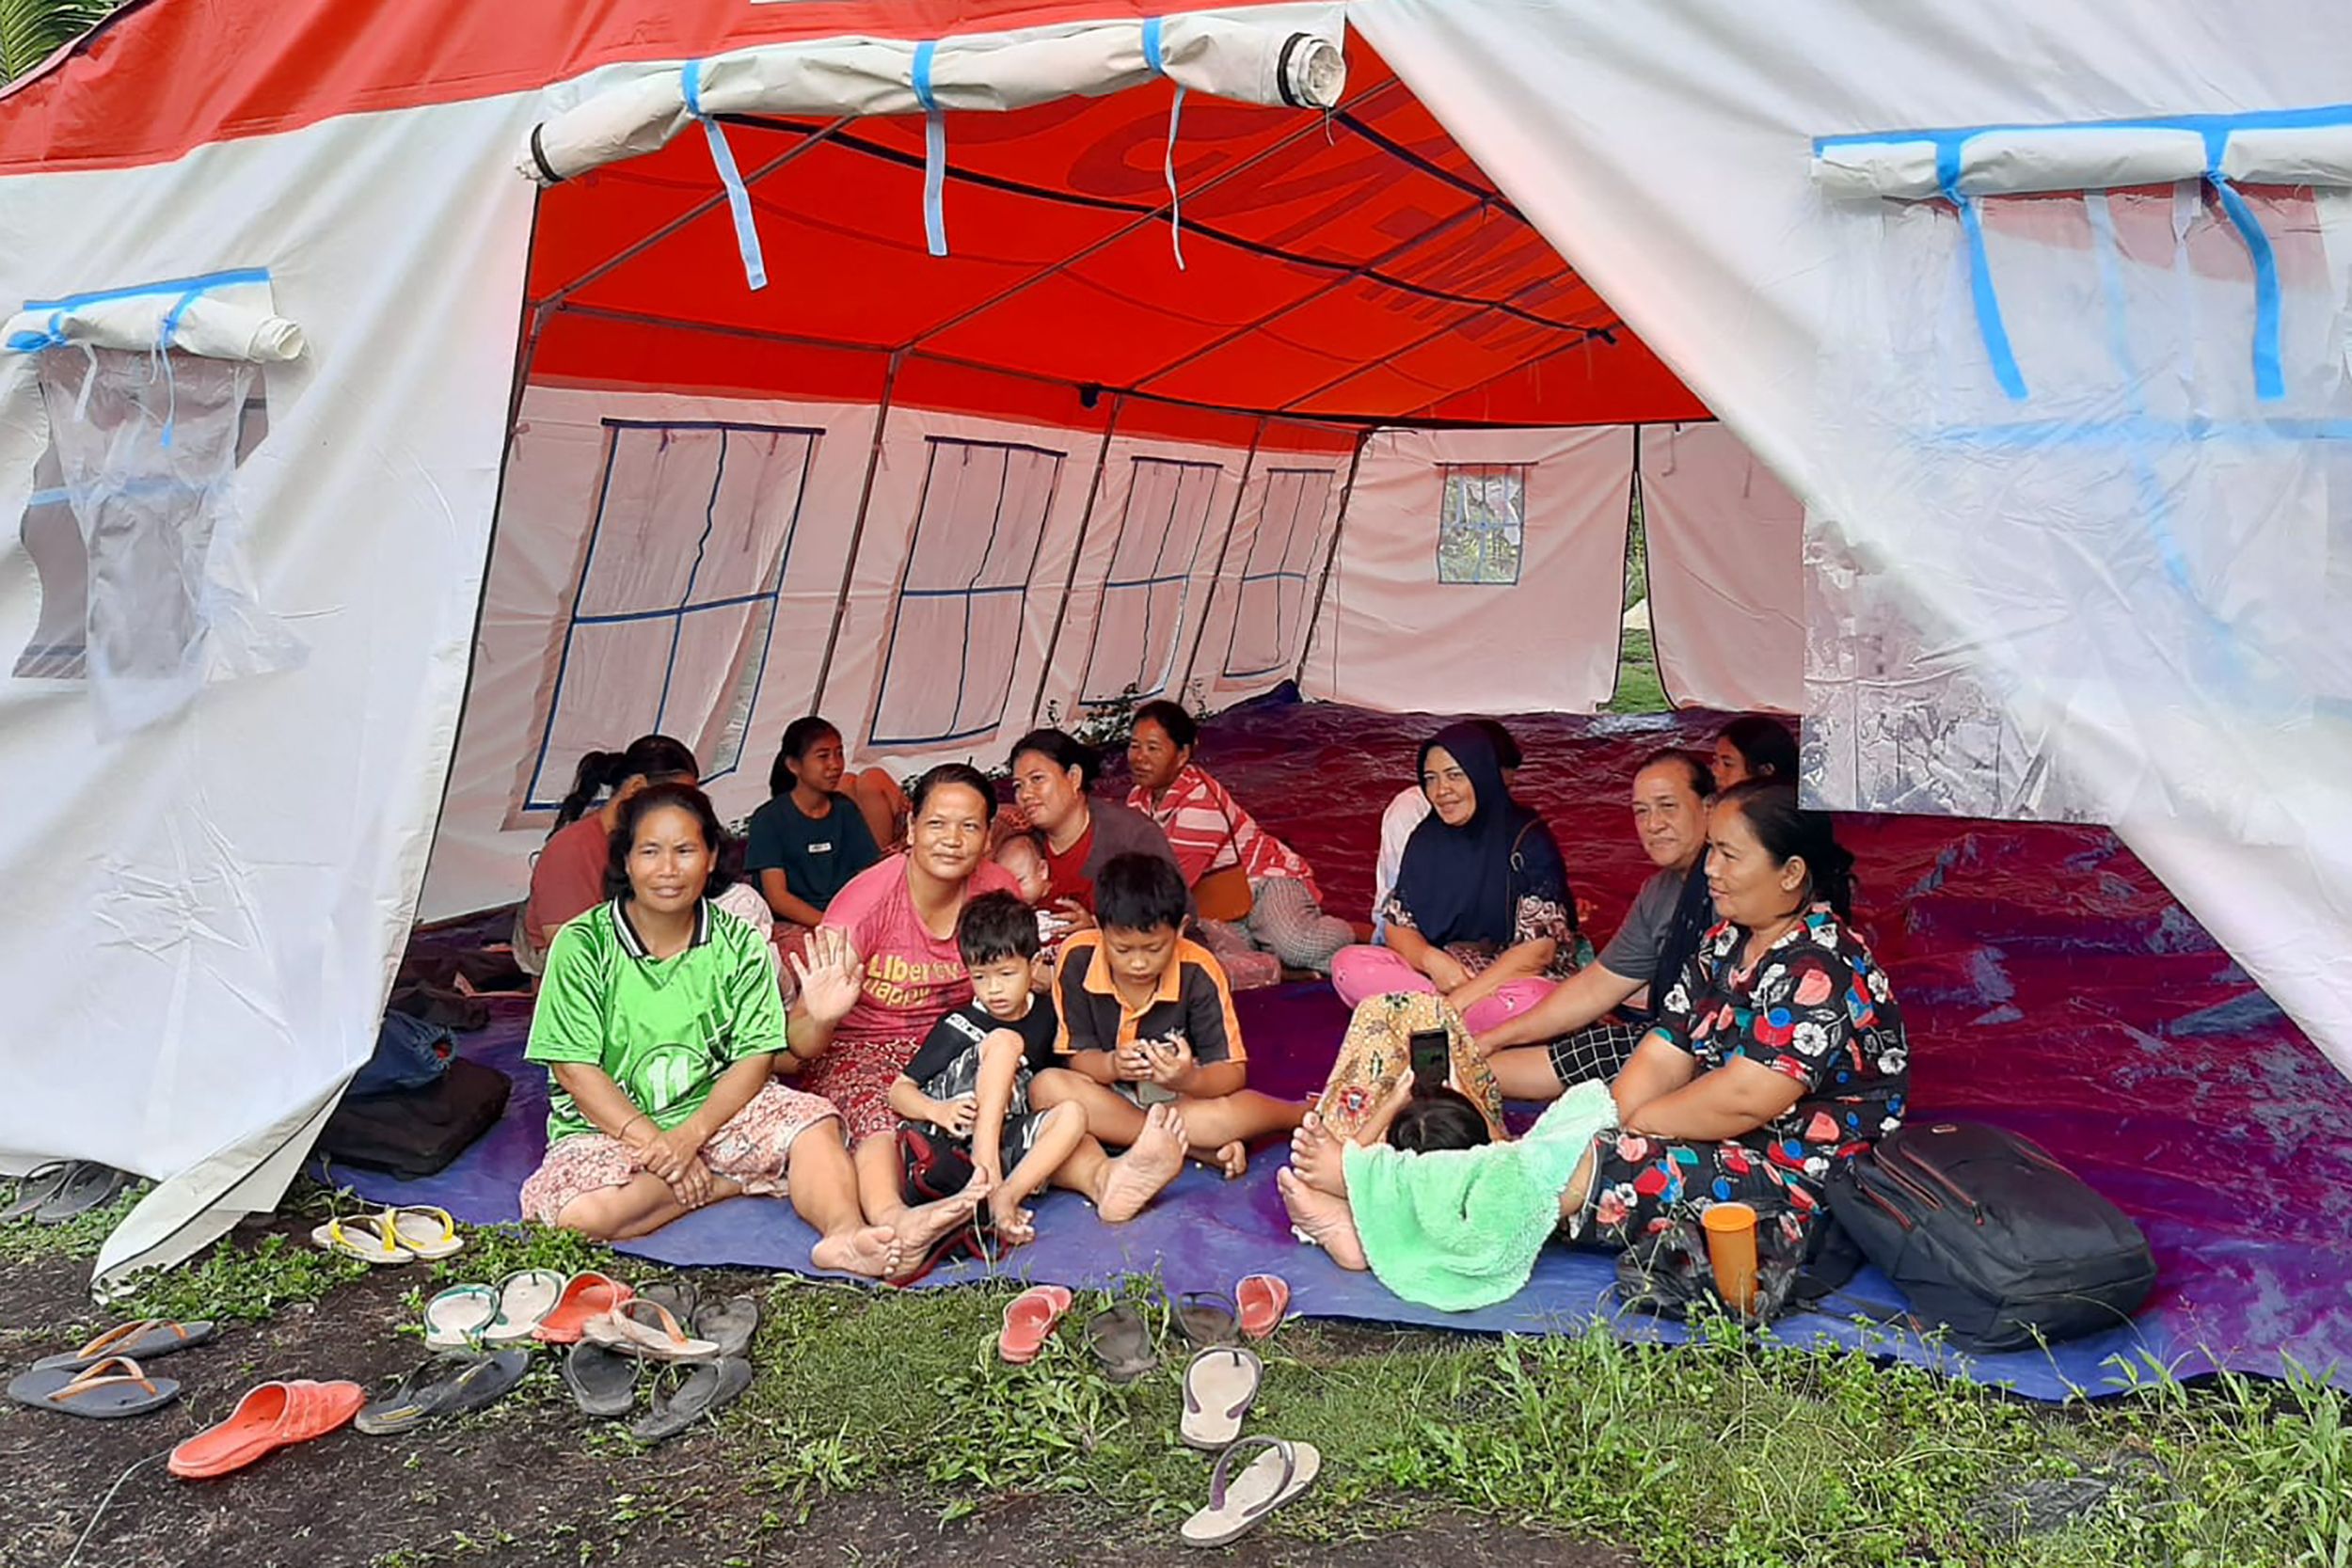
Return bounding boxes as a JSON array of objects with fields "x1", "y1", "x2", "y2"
[
  {"x1": 1328, "y1": 721, "x2": 1585, "y2": 1037},
  {"x1": 1567, "y1": 779, "x2": 1907, "y2": 1250}
]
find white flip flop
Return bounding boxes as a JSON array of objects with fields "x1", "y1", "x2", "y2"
[
  {"x1": 1179, "y1": 1346, "x2": 1262, "y2": 1450},
  {"x1": 381, "y1": 1206, "x2": 465, "y2": 1261},
  {"x1": 310, "y1": 1212, "x2": 411, "y2": 1265},
  {"x1": 482, "y1": 1268, "x2": 565, "y2": 1344},
  {"x1": 422, "y1": 1284, "x2": 501, "y2": 1350},
  {"x1": 1180, "y1": 1436, "x2": 1322, "y2": 1548}
]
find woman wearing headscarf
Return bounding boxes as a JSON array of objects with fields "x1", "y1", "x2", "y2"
[{"x1": 1327, "y1": 721, "x2": 1584, "y2": 1036}]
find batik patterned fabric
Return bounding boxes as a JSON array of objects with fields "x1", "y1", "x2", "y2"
[{"x1": 1568, "y1": 903, "x2": 1908, "y2": 1248}]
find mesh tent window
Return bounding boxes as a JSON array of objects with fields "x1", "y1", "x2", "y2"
[
  {"x1": 1078, "y1": 455, "x2": 1222, "y2": 704},
  {"x1": 869, "y1": 437, "x2": 1065, "y2": 748},
  {"x1": 524, "y1": 419, "x2": 818, "y2": 810},
  {"x1": 1436, "y1": 463, "x2": 1528, "y2": 585},
  {"x1": 1222, "y1": 464, "x2": 1336, "y2": 679},
  {"x1": 13, "y1": 382, "x2": 270, "y2": 680}
]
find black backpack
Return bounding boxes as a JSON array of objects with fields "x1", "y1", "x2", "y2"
[{"x1": 1825, "y1": 1121, "x2": 2155, "y2": 1353}]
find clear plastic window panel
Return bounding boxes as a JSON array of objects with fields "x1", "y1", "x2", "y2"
[
  {"x1": 1223, "y1": 466, "x2": 1336, "y2": 678},
  {"x1": 1079, "y1": 456, "x2": 1223, "y2": 704},
  {"x1": 1806, "y1": 179, "x2": 2352, "y2": 839},
  {"x1": 1436, "y1": 464, "x2": 1526, "y2": 585},
  {"x1": 527, "y1": 420, "x2": 818, "y2": 807},
  {"x1": 869, "y1": 438, "x2": 1065, "y2": 747},
  {"x1": 28, "y1": 348, "x2": 300, "y2": 734}
]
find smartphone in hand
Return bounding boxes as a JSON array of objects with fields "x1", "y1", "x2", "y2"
[{"x1": 1407, "y1": 1028, "x2": 1450, "y2": 1092}]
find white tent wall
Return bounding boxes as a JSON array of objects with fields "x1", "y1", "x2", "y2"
[
  {"x1": 0, "y1": 95, "x2": 538, "y2": 1281},
  {"x1": 1635, "y1": 421, "x2": 1805, "y2": 714},
  {"x1": 1193, "y1": 434, "x2": 1359, "y2": 712},
  {"x1": 1351, "y1": 0, "x2": 2352, "y2": 1075},
  {"x1": 1298, "y1": 423, "x2": 1632, "y2": 714}
]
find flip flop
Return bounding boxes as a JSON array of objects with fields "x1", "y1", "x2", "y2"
[
  {"x1": 310, "y1": 1212, "x2": 411, "y2": 1265},
  {"x1": 1180, "y1": 1436, "x2": 1323, "y2": 1548},
  {"x1": 34, "y1": 1163, "x2": 134, "y2": 1225},
  {"x1": 381, "y1": 1206, "x2": 465, "y2": 1261},
  {"x1": 7, "y1": 1356, "x2": 182, "y2": 1418},
  {"x1": 430, "y1": 1350, "x2": 531, "y2": 1420},
  {"x1": 533, "y1": 1273, "x2": 635, "y2": 1345},
  {"x1": 629, "y1": 1356, "x2": 754, "y2": 1445},
  {"x1": 356, "y1": 1352, "x2": 529, "y2": 1433},
  {"x1": 1086, "y1": 1304, "x2": 1157, "y2": 1385},
  {"x1": 691, "y1": 1295, "x2": 758, "y2": 1360},
  {"x1": 563, "y1": 1342, "x2": 637, "y2": 1419},
  {"x1": 998, "y1": 1286, "x2": 1073, "y2": 1365},
  {"x1": 0, "y1": 1163, "x2": 71, "y2": 1224},
  {"x1": 1236, "y1": 1275, "x2": 1292, "y2": 1341},
  {"x1": 1179, "y1": 1346, "x2": 1263, "y2": 1450},
  {"x1": 33, "y1": 1318, "x2": 216, "y2": 1372},
  {"x1": 167, "y1": 1378, "x2": 366, "y2": 1481},
  {"x1": 424, "y1": 1284, "x2": 501, "y2": 1351},
  {"x1": 1174, "y1": 1291, "x2": 1239, "y2": 1347},
  {"x1": 481, "y1": 1270, "x2": 565, "y2": 1345},
  {"x1": 582, "y1": 1298, "x2": 719, "y2": 1362},
  {"x1": 637, "y1": 1278, "x2": 699, "y2": 1328}
]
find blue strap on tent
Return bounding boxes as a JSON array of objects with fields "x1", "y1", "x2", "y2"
[
  {"x1": 1143, "y1": 17, "x2": 1188, "y2": 270},
  {"x1": 683, "y1": 59, "x2": 769, "y2": 292},
  {"x1": 1938, "y1": 139, "x2": 2026, "y2": 402},
  {"x1": 914, "y1": 41, "x2": 948, "y2": 257},
  {"x1": 151, "y1": 287, "x2": 206, "y2": 448},
  {"x1": 2205, "y1": 170, "x2": 2284, "y2": 402}
]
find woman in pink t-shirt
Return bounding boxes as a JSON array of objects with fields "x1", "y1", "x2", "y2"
[{"x1": 783, "y1": 762, "x2": 1019, "y2": 1270}]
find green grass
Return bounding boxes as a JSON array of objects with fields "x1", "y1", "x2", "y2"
[
  {"x1": 720, "y1": 1278, "x2": 2352, "y2": 1567},
  {"x1": 1609, "y1": 627, "x2": 1669, "y2": 715}
]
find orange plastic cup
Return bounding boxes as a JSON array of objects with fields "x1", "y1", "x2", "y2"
[{"x1": 1700, "y1": 1202, "x2": 1760, "y2": 1314}]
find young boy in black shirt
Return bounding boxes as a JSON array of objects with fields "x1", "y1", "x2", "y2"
[{"x1": 888, "y1": 892, "x2": 1185, "y2": 1242}]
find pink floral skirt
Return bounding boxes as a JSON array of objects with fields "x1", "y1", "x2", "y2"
[{"x1": 519, "y1": 1082, "x2": 840, "y2": 1226}]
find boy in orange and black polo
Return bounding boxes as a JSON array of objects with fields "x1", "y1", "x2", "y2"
[{"x1": 1030, "y1": 854, "x2": 1306, "y2": 1179}]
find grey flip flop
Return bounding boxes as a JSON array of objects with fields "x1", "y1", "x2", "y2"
[
  {"x1": 638, "y1": 1278, "x2": 699, "y2": 1325},
  {"x1": 35, "y1": 1163, "x2": 134, "y2": 1225},
  {"x1": 434, "y1": 1350, "x2": 531, "y2": 1419},
  {"x1": 7, "y1": 1355, "x2": 182, "y2": 1418},
  {"x1": 692, "y1": 1295, "x2": 758, "y2": 1360},
  {"x1": 1175, "y1": 1291, "x2": 1240, "y2": 1348},
  {"x1": 33, "y1": 1318, "x2": 216, "y2": 1372},
  {"x1": 1, "y1": 1163, "x2": 71, "y2": 1225},
  {"x1": 629, "y1": 1356, "x2": 753, "y2": 1445},
  {"x1": 564, "y1": 1341, "x2": 637, "y2": 1419},
  {"x1": 357, "y1": 1351, "x2": 531, "y2": 1434},
  {"x1": 1086, "y1": 1304, "x2": 1157, "y2": 1385}
]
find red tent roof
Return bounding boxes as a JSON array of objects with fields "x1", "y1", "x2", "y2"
[{"x1": 2, "y1": 0, "x2": 1705, "y2": 428}]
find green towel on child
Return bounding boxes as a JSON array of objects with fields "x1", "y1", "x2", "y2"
[{"x1": 1340, "y1": 1080, "x2": 1617, "y2": 1313}]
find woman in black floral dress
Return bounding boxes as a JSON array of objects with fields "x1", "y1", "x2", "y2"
[{"x1": 1565, "y1": 780, "x2": 1908, "y2": 1250}]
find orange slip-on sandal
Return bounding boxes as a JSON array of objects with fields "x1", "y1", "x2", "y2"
[
  {"x1": 532, "y1": 1272, "x2": 635, "y2": 1345},
  {"x1": 996, "y1": 1285, "x2": 1073, "y2": 1364},
  {"x1": 167, "y1": 1379, "x2": 365, "y2": 1480}
]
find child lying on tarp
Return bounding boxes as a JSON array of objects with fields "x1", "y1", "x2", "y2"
[
  {"x1": 1279, "y1": 783, "x2": 1910, "y2": 1312},
  {"x1": 885, "y1": 892, "x2": 1185, "y2": 1243}
]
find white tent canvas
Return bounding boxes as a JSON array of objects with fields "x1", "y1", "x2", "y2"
[{"x1": 0, "y1": 0, "x2": 2344, "y2": 1285}]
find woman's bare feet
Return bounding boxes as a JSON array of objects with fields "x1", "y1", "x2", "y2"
[
  {"x1": 886, "y1": 1171, "x2": 992, "y2": 1281},
  {"x1": 1288, "y1": 1114, "x2": 1348, "y2": 1197},
  {"x1": 811, "y1": 1224, "x2": 901, "y2": 1278},
  {"x1": 1097, "y1": 1104, "x2": 1186, "y2": 1222},
  {"x1": 1278, "y1": 1168, "x2": 1367, "y2": 1271},
  {"x1": 987, "y1": 1187, "x2": 1037, "y2": 1247}
]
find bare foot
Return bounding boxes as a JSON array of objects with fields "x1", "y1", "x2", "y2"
[
  {"x1": 987, "y1": 1187, "x2": 1037, "y2": 1247},
  {"x1": 1210, "y1": 1140, "x2": 1248, "y2": 1180},
  {"x1": 887, "y1": 1172, "x2": 991, "y2": 1280},
  {"x1": 1289, "y1": 1116, "x2": 1348, "y2": 1197},
  {"x1": 1278, "y1": 1169, "x2": 1368, "y2": 1271},
  {"x1": 1097, "y1": 1103, "x2": 1186, "y2": 1223},
  {"x1": 811, "y1": 1224, "x2": 900, "y2": 1279}
]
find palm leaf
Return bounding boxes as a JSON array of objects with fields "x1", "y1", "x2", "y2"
[{"x1": 0, "y1": 0, "x2": 118, "y2": 85}]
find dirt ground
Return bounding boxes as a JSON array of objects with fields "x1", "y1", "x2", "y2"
[{"x1": 0, "y1": 1235, "x2": 1628, "y2": 1568}]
